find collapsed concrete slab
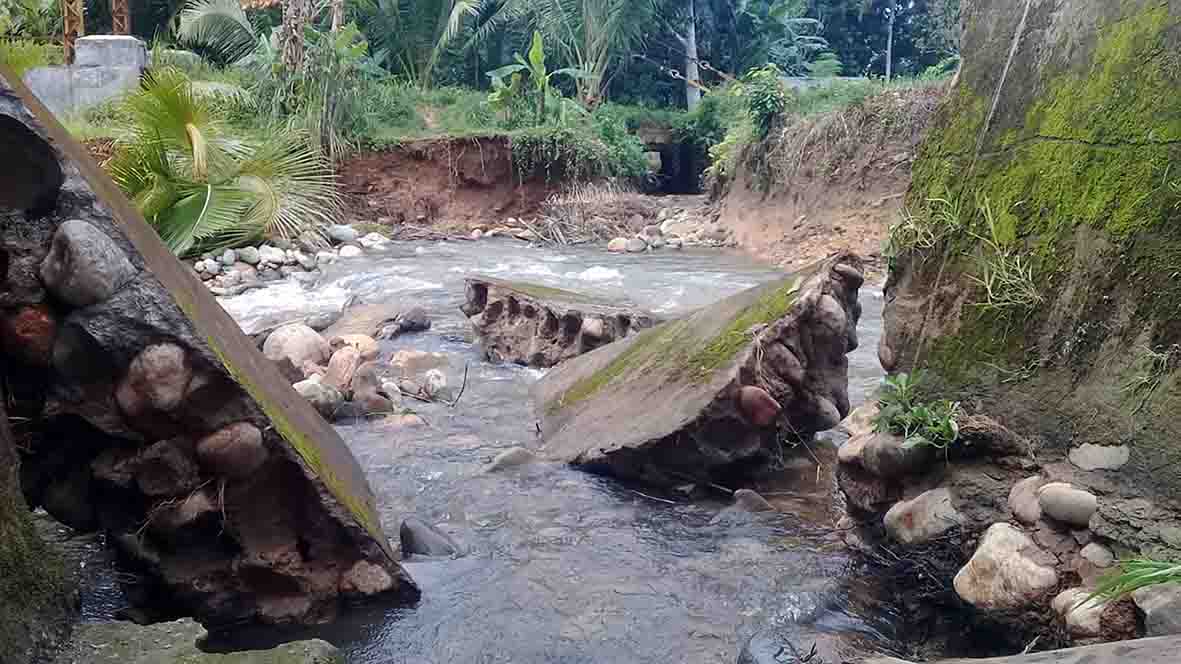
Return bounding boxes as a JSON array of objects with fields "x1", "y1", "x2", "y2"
[
  {"x1": 534, "y1": 254, "x2": 864, "y2": 486},
  {"x1": 461, "y1": 276, "x2": 661, "y2": 368},
  {"x1": 0, "y1": 68, "x2": 416, "y2": 630}
]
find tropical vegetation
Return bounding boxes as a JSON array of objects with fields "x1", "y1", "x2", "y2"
[{"x1": 2, "y1": 0, "x2": 961, "y2": 254}]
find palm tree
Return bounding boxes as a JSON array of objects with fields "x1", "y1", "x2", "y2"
[
  {"x1": 109, "y1": 68, "x2": 340, "y2": 257},
  {"x1": 177, "y1": 0, "x2": 258, "y2": 65},
  {"x1": 433, "y1": 0, "x2": 658, "y2": 103}
]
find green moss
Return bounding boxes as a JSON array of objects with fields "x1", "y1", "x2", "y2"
[
  {"x1": 0, "y1": 483, "x2": 72, "y2": 660},
  {"x1": 684, "y1": 279, "x2": 804, "y2": 380},
  {"x1": 549, "y1": 278, "x2": 803, "y2": 412}
]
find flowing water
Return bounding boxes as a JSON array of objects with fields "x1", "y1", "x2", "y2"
[{"x1": 88, "y1": 239, "x2": 893, "y2": 663}]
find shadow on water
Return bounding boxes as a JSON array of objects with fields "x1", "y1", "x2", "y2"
[{"x1": 96, "y1": 240, "x2": 898, "y2": 663}]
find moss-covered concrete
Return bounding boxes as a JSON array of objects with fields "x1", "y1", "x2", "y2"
[
  {"x1": 0, "y1": 393, "x2": 75, "y2": 664},
  {"x1": 885, "y1": 0, "x2": 1181, "y2": 500},
  {"x1": 549, "y1": 276, "x2": 803, "y2": 413},
  {"x1": 53, "y1": 620, "x2": 341, "y2": 664}
]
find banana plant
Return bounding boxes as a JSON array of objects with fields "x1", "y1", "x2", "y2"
[{"x1": 485, "y1": 31, "x2": 590, "y2": 125}]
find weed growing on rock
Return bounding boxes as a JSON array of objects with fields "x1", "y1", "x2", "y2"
[
  {"x1": 874, "y1": 371, "x2": 962, "y2": 454},
  {"x1": 969, "y1": 199, "x2": 1042, "y2": 313},
  {"x1": 1091, "y1": 559, "x2": 1181, "y2": 602},
  {"x1": 1121, "y1": 344, "x2": 1181, "y2": 414},
  {"x1": 884, "y1": 196, "x2": 966, "y2": 260}
]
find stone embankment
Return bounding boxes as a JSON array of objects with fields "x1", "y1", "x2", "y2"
[{"x1": 0, "y1": 71, "x2": 416, "y2": 640}]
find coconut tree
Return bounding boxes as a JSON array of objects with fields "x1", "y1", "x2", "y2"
[{"x1": 109, "y1": 68, "x2": 340, "y2": 257}]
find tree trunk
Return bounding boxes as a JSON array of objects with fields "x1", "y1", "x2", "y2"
[
  {"x1": 280, "y1": 0, "x2": 311, "y2": 73},
  {"x1": 684, "y1": 0, "x2": 702, "y2": 110},
  {"x1": 885, "y1": 2, "x2": 895, "y2": 82},
  {"x1": 330, "y1": 0, "x2": 344, "y2": 32}
]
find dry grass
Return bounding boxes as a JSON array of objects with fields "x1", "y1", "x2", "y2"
[
  {"x1": 757, "y1": 82, "x2": 947, "y2": 187},
  {"x1": 531, "y1": 181, "x2": 655, "y2": 245}
]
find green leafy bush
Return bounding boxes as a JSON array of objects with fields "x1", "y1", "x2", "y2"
[
  {"x1": 511, "y1": 124, "x2": 644, "y2": 183},
  {"x1": 874, "y1": 372, "x2": 962, "y2": 453},
  {"x1": 744, "y1": 63, "x2": 788, "y2": 137}
]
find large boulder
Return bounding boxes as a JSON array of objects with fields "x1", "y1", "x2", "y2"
[
  {"x1": 0, "y1": 73, "x2": 416, "y2": 630},
  {"x1": 461, "y1": 276, "x2": 662, "y2": 368},
  {"x1": 263, "y1": 324, "x2": 330, "y2": 369},
  {"x1": 534, "y1": 254, "x2": 864, "y2": 486},
  {"x1": 953, "y1": 523, "x2": 1059, "y2": 611}
]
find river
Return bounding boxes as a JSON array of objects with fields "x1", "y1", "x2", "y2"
[{"x1": 84, "y1": 238, "x2": 894, "y2": 663}]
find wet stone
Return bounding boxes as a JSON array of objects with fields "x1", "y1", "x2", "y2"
[{"x1": 39, "y1": 219, "x2": 137, "y2": 308}]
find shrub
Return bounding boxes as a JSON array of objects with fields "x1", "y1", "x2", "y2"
[
  {"x1": 744, "y1": 63, "x2": 788, "y2": 137},
  {"x1": 874, "y1": 372, "x2": 962, "y2": 455},
  {"x1": 109, "y1": 68, "x2": 339, "y2": 257}
]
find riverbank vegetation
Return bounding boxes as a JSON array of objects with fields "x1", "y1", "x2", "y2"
[{"x1": 4, "y1": 0, "x2": 961, "y2": 255}]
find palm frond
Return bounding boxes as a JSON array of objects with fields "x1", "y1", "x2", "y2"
[
  {"x1": 177, "y1": 0, "x2": 258, "y2": 65},
  {"x1": 234, "y1": 137, "x2": 341, "y2": 243}
]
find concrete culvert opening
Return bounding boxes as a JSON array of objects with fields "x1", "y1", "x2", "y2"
[{"x1": 0, "y1": 115, "x2": 63, "y2": 217}]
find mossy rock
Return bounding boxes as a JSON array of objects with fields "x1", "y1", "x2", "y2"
[
  {"x1": 535, "y1": 254, "x2": 866, "y2": 486},
  {"x1": 53, "y1": 620, "x2": 341, "y2": 664},
  {"x1": 883, "y1": 0, "x2": 1181, "y2": 507}
]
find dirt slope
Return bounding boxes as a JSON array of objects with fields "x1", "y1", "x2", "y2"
[
  {"x1": 717, "y1": 85, "x2": 946, "y2": 274},
  {"x1": 337, "y1": 136, "x2": 553, "y2": 231}
]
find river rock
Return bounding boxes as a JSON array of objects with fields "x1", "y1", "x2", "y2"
[
  {"x1": 953, "y1": 523, "x2": 1059, "y2": 610},
  {"x1": 535, "y1": 254, "x2": 864, "y2": 486},
  {"x1": 461, "y1": 276, "x2": 661, "y2": 368},
  {"x1": 861, "y1": 432, "x2": 934, "y2": 479},
  {"x1": 324, "y1": 302, "x2": 430, "y2": 340},
  {"x1": 625, "y1": 237, "x2": 648, "y2": 253},
  {"x1": 1052, "y1": 588, "x2": 1105, "y2": 638},
  {"x1": 884, "y1": 487, "x2": 963, "y2": 544},
  {"x1": 237, "y1": 246, "x2": 261, "y2": 265},
  {"x1": 1038, "y1": 483, "x2": 1098, "y2": 528},
  {"x1": 381, "y1": 306, "x2": 431, "y2": 337},
  {"x1": 258, "y1": 245, "x2": 286, "y2": 265},
  {"x1": 294, "y1": 378, "x2": 344, "y2": 420},
  {"x1": 327, "y1": 224, "x2": 359, "y2": 244},
  {"x1": 734, "y1": 489, "x2": 775, "y2": 512},
  {"x1": 52, "y1": 619, "x2": 342, "y2": 664},
  {"x1": 40, "y1": 219, "x2": 137, "y2": 307},
  {"x1": 399, "y1": 517, "x2": 460, "y2": 557},
  {"x1": 358, "y1": 232, "x2": 389, "y2": 249},
  {"x1": 0, "y1": 304, "x2": 57, "y2": 366},
  {"x1": 389, "y1": 350, "x2": 449, "y2": 378},
  {"x1": 422, "y1": 369, "x2": 448, "y2": 400},
  {"x1": 607, "y1": 238, "x2": 628, "y2": 252},
  {"x1": 115, "y1": 342, "x2": 192, "y2": 416},
  {"x1": 1009, "y1": 475, "x2": 1046, "y2": 525},
  {"x1": 1069, "y1": 444, "x2": 1131, "y2": 471},
  {"x1": 325, "y1": 346, "x2": 362, "y2": 392},
  {"x1": 332, "y1": 334, "x2": 380, "y2": 362},
  {"x1": 195, "y1": 422, "x2": 267, "y2": 480},
  {"x1": 263, "y1": 323, "x2": 330, "y2": 368},
  {"x1": 339, "y1": 245, "x2": 364, "y2": 258},
  {"x1": 484, "y1": 446, "x2": 537, "y2": 472},
  {"x1": 955, "y1": 415, "x2": 1028, "y2": 458},
  {"x1": 219, "y1": 249, "x2": 237, "y2": 265},
  {"x1": 1133, "y1": 583, "x2": 1181, "y2": 636},
  {"x1": 132, "y1": 438, "x2": 201, "y2": 497}
]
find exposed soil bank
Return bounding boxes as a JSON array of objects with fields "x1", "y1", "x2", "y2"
[
  {"x1": 716, "y1": 85, "x2": 946, "y2": 275},
  {"x1": 337, "y1": 137, "x2": 553, "y2": 231}
]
